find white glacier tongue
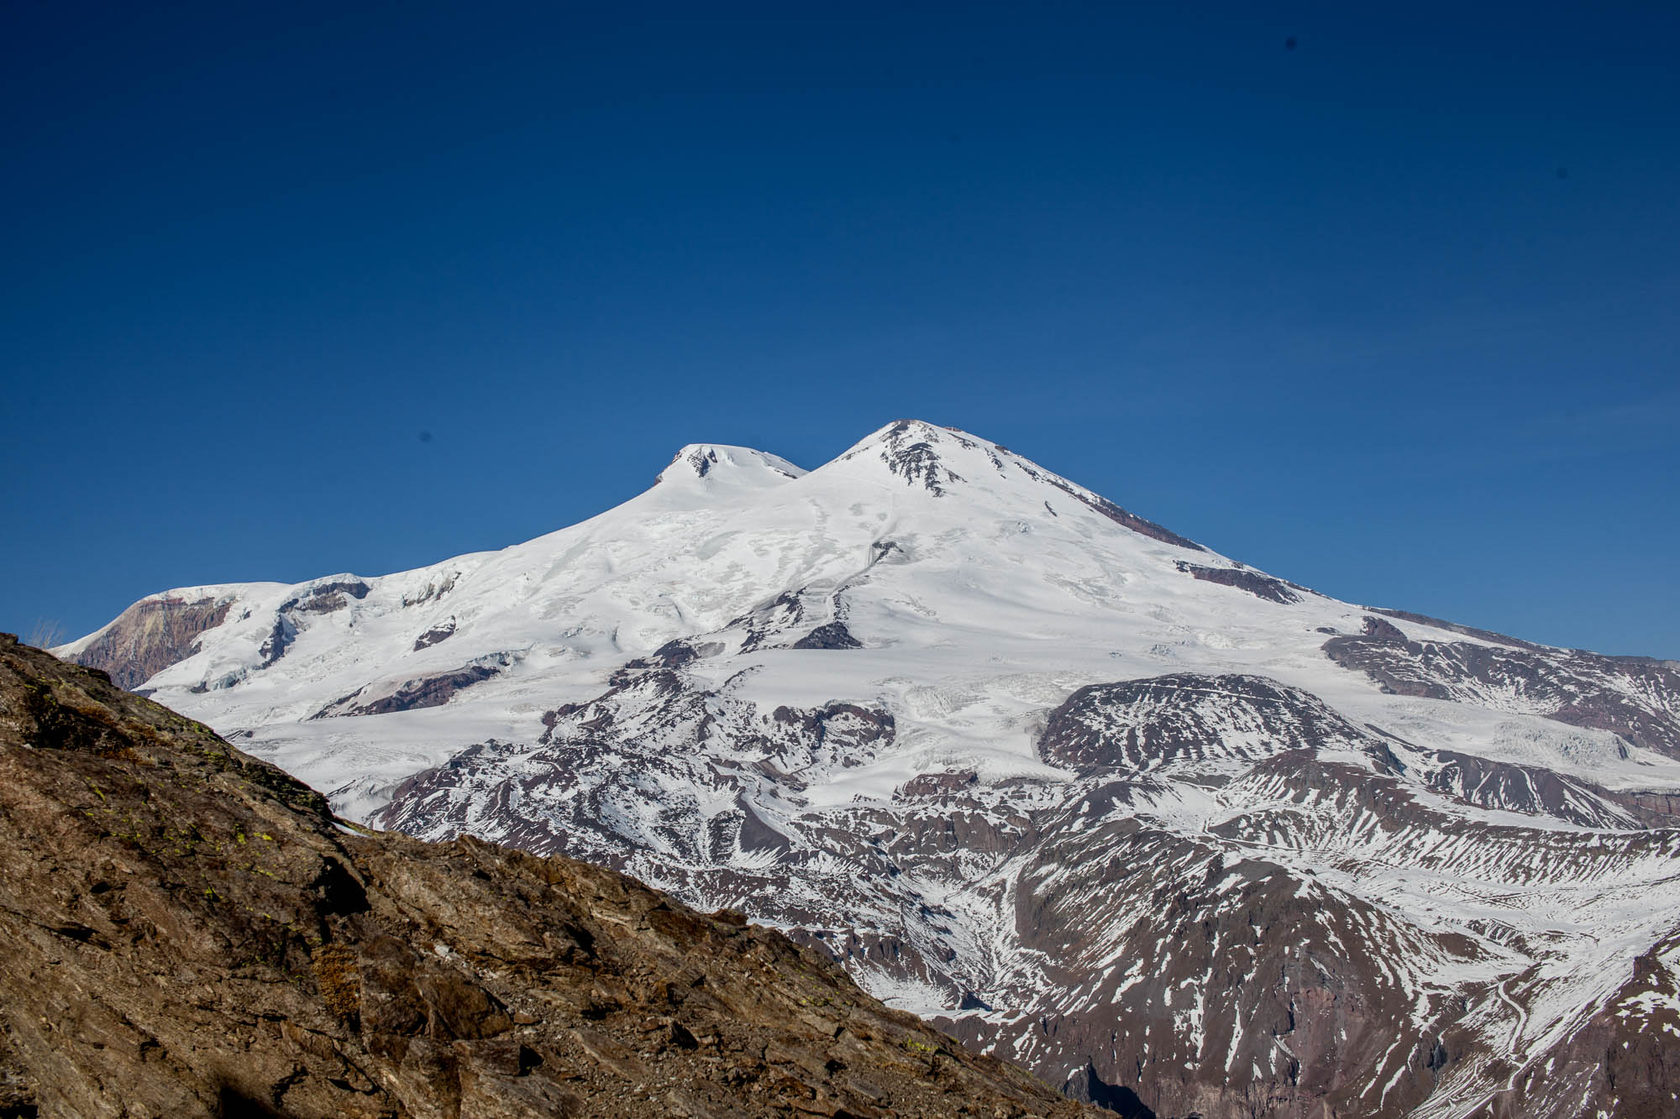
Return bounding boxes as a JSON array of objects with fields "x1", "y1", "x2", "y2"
[{"x1": 55, "y1": 419, "x2": 1680, "y2": 1119}]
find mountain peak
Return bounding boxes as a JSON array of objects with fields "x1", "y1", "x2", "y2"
[
  {"x1": 824, "y1": 420, "x2": 1203, "y2": 548},
  {"x1": 655, "y1": 443, "x2": 806, "y2": 488},
  {"x1": 836, "y1": 419, "x2": 993, "y2": 495},
  {"x1": 856, "y1": 418, "x2": 974, "y2": 450}
]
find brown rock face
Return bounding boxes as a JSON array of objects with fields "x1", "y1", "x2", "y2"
[
  {"x1": 1610, "y1": 790, "x2": 1680, "y2": 827},
  {"x1": 0, "y1": 635, "x2": 1093, "y2": 1119},
  {"x1": 68, "y1": 595, "x2": 231, "y2": 689}
]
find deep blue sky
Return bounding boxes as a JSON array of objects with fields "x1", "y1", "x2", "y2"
[{"x1": 3, "y1": 2, "x2": 1676, "y2": 656}]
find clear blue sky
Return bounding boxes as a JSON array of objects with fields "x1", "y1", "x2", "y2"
[{"x1": 3, "y1": 2, "x2": 1676, "y2": 657}]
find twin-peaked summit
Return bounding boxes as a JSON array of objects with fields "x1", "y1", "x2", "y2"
[
  {"x1": 57, "y1": 418, "x2": 1218, "y2": 748},
  {"x1": 654, "y1": 420, "x2": 1035, "y2": 495},
  {"x1": 656, "y1": 419, "x2": 992, "y2": 497},
  {"x1": 655, "y1": 419, "x2": 1205, "y2": 550}
]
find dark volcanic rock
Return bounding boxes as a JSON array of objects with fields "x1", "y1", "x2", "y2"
[
  {"x1": 1009, "y1": 457, "x2": 1202, "y2": 551},
  {"x1": 413, "y1": 618, "x2": 457, "y2": 651},
  {"x1": 769, "y1": 702, "x2": 895, "y2": 769},
  {"x1": 314, "y1": 663, "x2": 504, "y2": 719},
  {"x1": 260, "y1": 613, "x2": 298, "y2": 667},
  {"x1": 1066, "y1": 490, "x2": 1202, "y2": 551},
  {"x1": 290, "y1": 580, "x2": 372, "y2": 614},
  {"x1": 1174, "y1": 561, "x2": 1305, "y2": 605},
  {"x1": 70, "y1": 595, "x2": 232, "y2": 689},
  {"x1": 1368, "y1": 608, "x2": 1548, "y2": 651},
  {"x1": 0, "y1": 635, "x2": 1093, "y2": 1119},
  {"x1": 1610, "y1": 790, "x2": 1680, "y2": 827},
  {"x1": 1472, "y1": 933, "x2": 1680, "y2": 1119},
  {"x1": 957, "y1": 791, "x2": 1493, "y2": 1119},
  {"x1": 791, "y1": 621, "x2": 863, "y2": 650},
  {"x1": 1063, "y1": 1062, "x2": 1156, "y2": 1118},
  {"x1": 731, "y1": 591, "x2": 807, "y2": 653},
  {"x1": 608, "y1": 638, "x2": 699, "y2": 686}
]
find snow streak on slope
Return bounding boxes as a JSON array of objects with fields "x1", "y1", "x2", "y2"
[{"x1": 63, "y1": 419, "x2": 1680, "y2": 1118}]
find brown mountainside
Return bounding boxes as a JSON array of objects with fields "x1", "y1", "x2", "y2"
[{"x1": 0, "y1": 634, "x2": 1094, "y2": 1119}]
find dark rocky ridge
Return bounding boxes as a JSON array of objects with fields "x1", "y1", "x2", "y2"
[
  {"x1": 0, "y1": 635, "x2": 1093, "y2": 1119},
  {"x1": 413, "y1": 619, "x2": 456, "y2": 651},
  {"x1": 956, "y1": 801, "x2": 1489, "y2": 1119},
  {"x1": 1611, "y1": 790, "x2": 1680, "y2": 827},
  {"x1": 1325, "y1": 615, "x2": 1680, "y2": 755},
  {"x1": 1173, "y1": 562, "x2": 1304, "y2": 605},
  {"x1": 313, "y1": 660, "x2": 508, "y2": 719},
  {"x1": 868, "y1": 421, "x2": 967, "y2": 496},
  {"x1": 1003, "y1": 455, "x2": 1201, "y2": 552},
  {"x1": 792, "y1": 622, "x2": 863, "y2": 650},
  {"x1": 1470, "y1": 930, "x2": 1680, "y2": 1119},
  {"x1": 289, "y1": 580, "x2": 373, "y2": 615},
  {"x1": 1039, "y1": 673, "x2": 1384, "y2": 772},
  {"x1": 949, "y1": 747, "x2": 1680, "y2": 1119}
]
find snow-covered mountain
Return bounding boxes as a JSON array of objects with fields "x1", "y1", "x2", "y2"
[{"x1": 62, "y1": 419, "x2": 1680, "y2": 1117}]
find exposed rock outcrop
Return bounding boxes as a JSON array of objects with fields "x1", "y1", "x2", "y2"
[
  {"x1": 867, "y1": 420, "x2": 967, "y2": 496},
  {"x1": 0, "y1": 634, "x2": 1094, "y2": 1119},
  {"x1": 792, "y1": 621, "x2": 863, "y2": 650},
  {"x1": 314, "y1": 663, "x2": 504, "y2": 719},
  {"x1": 68, "y1": 595, "x2": 231, "y2": 689},
  {"x1": 290, "y1": 580, "x2": 372, "y2": 614},
  {"x1": 1174, "y1": 561, "x2": 1305, "y2": 605},
  {"x1": 413, "y1": 618, "x2": 457, "y2": 651}
]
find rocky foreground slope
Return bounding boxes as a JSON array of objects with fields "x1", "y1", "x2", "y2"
[{"x1": 0, "y1": 634, "x2": 1094, "y2": 1119}]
